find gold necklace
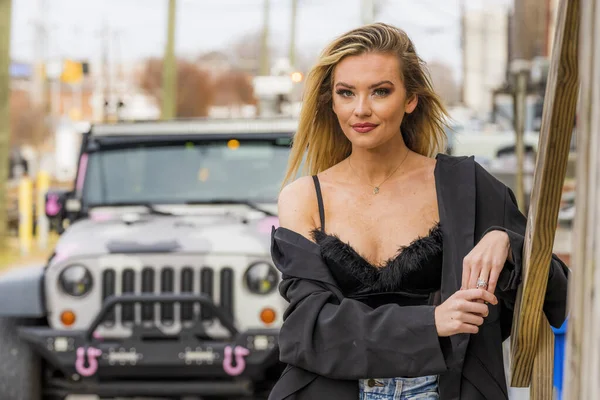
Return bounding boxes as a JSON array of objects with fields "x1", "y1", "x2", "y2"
[{"x1": 348, "y1": 148, "x2": 410, "y2": 194}]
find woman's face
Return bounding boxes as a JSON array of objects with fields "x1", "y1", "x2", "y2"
[{"x1": 331, "y1": 52, "x2": 417, "y2": 150}]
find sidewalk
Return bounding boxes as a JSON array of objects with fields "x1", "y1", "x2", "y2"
[{"x1": 0, "y1": 236, "x2": 57, "y2": 272}]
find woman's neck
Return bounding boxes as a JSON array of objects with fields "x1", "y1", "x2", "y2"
[{"x1": 346, "y1": 138, "x2": 412, "y2": 186}]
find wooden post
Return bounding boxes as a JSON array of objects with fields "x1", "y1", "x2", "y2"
[
  {"x1": 530, "y1": 318, "x2": 555, "y2": 399},
  {"x1": 509, "y1": 0, "x2": 580, "y2": 391},
  {"x1": 0, "y1": 0, "x2": 12, "y2": 249},
  {"x1": 563, "y1": 0, "x2": 599, "y2": 397}
]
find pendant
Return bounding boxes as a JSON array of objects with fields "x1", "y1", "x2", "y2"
[{"x1": 373, "y1": 187, "x2": 380, "y2": 194}]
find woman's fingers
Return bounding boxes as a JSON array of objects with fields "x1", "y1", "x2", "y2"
[
  {"x1": 487, "y1": 266, "x2": 502, "y2": 295},
  {"x1": 467, "y1": 259, "x2": 479, "y2": 289},
  {"x1": 459, "y1": 312, "x2": 485, "y2": 327},
  {"x1": 461, "y1": 263, "x2": 471, "y2": 290},
  {"x1": 459, "y1": 299, "x2": 489, "y2": 316},
  {"x1": 458, "y1": 288, "x2": 498, "y2": 305}
]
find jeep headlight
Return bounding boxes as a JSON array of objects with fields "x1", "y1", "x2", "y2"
[
  {"x1": 244, "y1": 262, "x2": 279, "y2": 295},
  {"x1": 59, "y1": 265, "x2": 93, "y2": 297}
]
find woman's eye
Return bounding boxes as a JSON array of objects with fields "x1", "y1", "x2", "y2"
[
  {"x1": 335, "y1": 89, "x2": 353, "y2": 98},
  {"x1": 373, "y1": 88, "x2": 390, "y2": 97}
]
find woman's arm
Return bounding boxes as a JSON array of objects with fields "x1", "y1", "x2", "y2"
[
  {"x1": 486, "y1": 186, "x2": 569, "y2": 329},
  {"x1": 277, "y1": 272, "x2": 450, "y2": 379}
]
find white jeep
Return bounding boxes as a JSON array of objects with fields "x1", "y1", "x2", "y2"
[{"x1": 0, "y1": 118, "x2": 297, "y2": 400}]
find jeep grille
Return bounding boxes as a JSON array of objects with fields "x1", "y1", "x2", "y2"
[{"x1": 100, "y1": 265, "x2": 234, "y2": 328}]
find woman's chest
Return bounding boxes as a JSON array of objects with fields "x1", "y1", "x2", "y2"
[{"x1": 322, "y1": 198, "x2": 440, "y2": 266}]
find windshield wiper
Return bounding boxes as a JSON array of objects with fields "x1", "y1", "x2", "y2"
[
  {"x1": 186, "y1": 199, "x2": 276, "y2": 217},
  {"x1": 142, "y1": 203, "x2": 176, "y2": 216},
  {"x1": 87, "y1": 202, "x2": 176, "y2": 216}
]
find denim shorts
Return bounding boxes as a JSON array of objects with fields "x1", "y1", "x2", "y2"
[{"x1": 358, "y1": 375, "x2": 439, "y2": 400}]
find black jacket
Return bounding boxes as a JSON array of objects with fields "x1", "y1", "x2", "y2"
[{"x1": 268, "y1": 154, "x2": 569, "y2": 400}]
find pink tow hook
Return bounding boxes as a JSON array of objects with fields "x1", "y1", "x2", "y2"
[
  {"x1": 75, "y1": 347, "x2": 102, "y2": 377},
  {"x1": 222, "y1": 346, "x2": 250, "y2": 376}
]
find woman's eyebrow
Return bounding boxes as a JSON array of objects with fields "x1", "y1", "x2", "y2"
[{"x1": 334, "y1": 80, "x2": 394, "y2": 89}]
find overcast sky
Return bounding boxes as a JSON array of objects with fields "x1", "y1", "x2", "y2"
[{"x1": 10, "y1": 0, "x2": 512, "y2": 80}]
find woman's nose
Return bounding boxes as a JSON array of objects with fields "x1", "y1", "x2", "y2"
[{"x1": 353, "y1": 96, "x2": 372, "y2": 117}]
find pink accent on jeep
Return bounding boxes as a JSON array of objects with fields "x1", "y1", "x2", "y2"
[
  {"x1": 257, "y1": 216, "x2": 279, "y2": 233},
  {"x1": 75, "y1": 153, "x2": 89, "y2": 192},
  {"x1": 75, "y1": 347, "x2": 102, "y2": 377},
  {"x1": 45, "y1": 194, "x2": 62, "y2": 216},
  {"x1": 222, "y1": 345, "x2": 250, "y2": 376},
  {"x1": 53, "y1": 243, "x2": 78, "y2": 263}
]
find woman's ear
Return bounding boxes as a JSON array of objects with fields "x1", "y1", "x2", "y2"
[{"x1": 405, "y1": 94, "x2": 418, "y2": 114}]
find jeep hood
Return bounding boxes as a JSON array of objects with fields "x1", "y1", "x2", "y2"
[{"x1": 52, "y1": 212, "x2": 279, "y2": 262}]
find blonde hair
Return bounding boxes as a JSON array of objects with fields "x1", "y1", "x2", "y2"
[{"x1": 282, "y1": 22, "x2": 450, "y2": 188}]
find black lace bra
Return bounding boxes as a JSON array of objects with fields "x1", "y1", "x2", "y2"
[{"x1": 310, "y1": 175, "x2": 444, "y2": 308}]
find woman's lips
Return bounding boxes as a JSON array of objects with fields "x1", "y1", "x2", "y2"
[{"x1": 351, "y1": 123, "x2": 378, "y2": 133}]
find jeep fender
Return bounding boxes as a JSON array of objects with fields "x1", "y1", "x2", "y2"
[{"x1": 0, "y1": 265, "x2": 45, "y2": 317}]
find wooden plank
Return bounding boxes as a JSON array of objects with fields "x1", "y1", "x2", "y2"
[
  {"x1": 509, "y1": 0, "x2": 580, "y2": 387},
  {"x1": 530, "y1": 318, "x2": 555, "y2": 399},
  {"x1": 563, "y1": 0, "x2": 600, "y2": 397}
]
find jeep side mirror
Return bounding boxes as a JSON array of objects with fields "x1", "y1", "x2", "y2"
[
  {"x1": 45, "y1": 190, "x2": 78, "y2": 234},
  {"x1": 45, "y1": 190, "x2": 69, "y2": 219}
]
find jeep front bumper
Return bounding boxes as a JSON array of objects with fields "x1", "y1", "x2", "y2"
[{"x1": 18, "y1": 294, "x2": 281, "y2": 397}]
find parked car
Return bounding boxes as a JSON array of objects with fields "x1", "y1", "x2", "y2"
[{"x1": 0, "y1": 117, "x2": 298, "y2": 400}]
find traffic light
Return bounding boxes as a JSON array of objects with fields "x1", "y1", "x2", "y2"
[{"x1": 60, "y1": 59, "x2": 83, "y2": 84}]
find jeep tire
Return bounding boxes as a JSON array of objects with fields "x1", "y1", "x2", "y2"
[{"x1": 0, "y1": 317, "x2": 42, "y2": 400}]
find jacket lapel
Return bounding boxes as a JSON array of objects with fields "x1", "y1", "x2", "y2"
[
  {"x1": 271, "y1": 226, "x2": 341, "y2": 289},
  {"x1": 435, "y1": 154, "x2": 477, "y2": 399},
  {"x1": 435, "y1": 154, "x2": 476, "y2": 299}
]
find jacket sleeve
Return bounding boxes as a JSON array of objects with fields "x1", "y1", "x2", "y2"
[
  {"x1": 277, "y1": 276, "x2": 451, "y2": 379},
  {"x1": 484, "y1": 186, "x2": 569, "y2": 330},
  {"x1": 271, "y1": 229, "x2": 451, "y2": 380}
]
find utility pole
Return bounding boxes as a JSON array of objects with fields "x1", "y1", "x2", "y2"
[
  {"x1": 260, "y1": 0, "x2": 271, "y2": 76},
  {"x1": 0, "y1": 0, "x2": 12, "y2": 248},
  {"x1": 32, "y1": 0, "x2": 47, "y2": 106},
  {"x1": 113, "y1": 29, "x2": 125, "y2": 121},
  {"x1": 511, "y1": 59, "x2": 530, "y2": 213},
  {"x1": 289, "y1": 0, "x2": 298, "y2": 68},
  {"x1": 162, "y1": 0, "x2": 177, "y2": 120},
  {"x1": 100, "y1": 21, "x2": 110, "y2": 122}
]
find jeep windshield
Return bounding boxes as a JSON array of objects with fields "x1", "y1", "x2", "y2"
[{"x1": 82, "y1": 137, "x2": 292, "y2": 206}]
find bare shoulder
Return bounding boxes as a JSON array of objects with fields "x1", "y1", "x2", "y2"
[
  {"x1": 408, "y1": 153, "x2": 437, "y2": 183},
  {"x1": 277, "y1": 176, "x2": 319, "y2": 241}
]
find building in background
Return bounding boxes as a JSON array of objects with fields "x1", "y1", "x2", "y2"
[
  {"x1": 463, "y1": 5, "x2": 510, "y2": 119},
  {"x1": 510, "y1": 0, "x2": 553, "y2": 61}
]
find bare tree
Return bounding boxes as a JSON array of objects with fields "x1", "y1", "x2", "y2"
[
  {"x1": 9, "y1": 90, "x2": 50, "y2": 150},
  {"x1": 213, "y1": 70, "x2": 257, "y2": 107},
  {"x1": 139, "y1": 58, "x2": 215, "y2": 118}
]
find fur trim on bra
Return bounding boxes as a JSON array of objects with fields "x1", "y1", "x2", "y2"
[{"x1": 311, "y1": 223, "x2": 443, "y2": 293}]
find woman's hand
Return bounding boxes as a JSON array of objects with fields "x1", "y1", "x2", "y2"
[
  {"x1": 434, "y1": 289, "x2": 498, "y2": 336},
  {"x1": 461, "y1": 230, "x2": 511, "y2": 295}
]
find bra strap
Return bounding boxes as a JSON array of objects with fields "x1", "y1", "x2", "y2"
[{"x1": 312, "y1": 175, "x2": 326, "y2": 232}]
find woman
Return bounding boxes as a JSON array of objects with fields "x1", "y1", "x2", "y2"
[{"x1": 269, "y1": 23, "x2": 569, "y2": 400}]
